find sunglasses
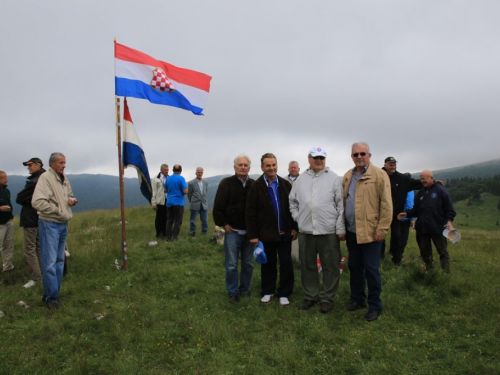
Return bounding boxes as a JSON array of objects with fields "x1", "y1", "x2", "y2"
[
  {"x1": 352, "y1": 152, "x2": 367, "y2": 157},
  {"x1": 311, "y1": 156, "x2": 325, "y2": 160}
]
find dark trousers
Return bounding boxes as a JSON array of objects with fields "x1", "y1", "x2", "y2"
[
  {"x1": 400, "y1": 221, "x2": 411, "y2": 253},
  {"x1": 417, "y1": 233, "x2": 450, "y2": 272},
  {"x1": 346, "y1": 231, "x2": 382, "y2": 311},
  {"x1": 389, "y1": 220, "x2": 404, "y2": 265},
  {"x1": 260, "y1": 240, "x2": 294, "y2": 298},
  {"x1": 155, "y1": 204, "x2": 167, "y2": 238},
  {"x1": 166, "y1": 205, "x2": 184, "y2": 241}
]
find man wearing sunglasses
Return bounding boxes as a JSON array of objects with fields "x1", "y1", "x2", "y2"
[
  {"x1": 343, "y1": 142, "x2": 392, "y2": 322},
  {"x1": 290, "y1": 146, "x2": 345, "y2": 314}
]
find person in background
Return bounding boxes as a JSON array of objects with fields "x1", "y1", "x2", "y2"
[
  {"x1": 187, "y1": 167, "x2": 209, "y2": 236},
  {"x1": 246, "y1": 153, "x2": 297, "y2": 307},
  {"x1": 152, "y1": 164, "x2": 169, "y2": 239},
  {"x1": 213, "y1": 154, "x2": 255, "y2": 303},
  {"x1": 397, "y1": 170, "x2": 456, "y2": 273},
  {"x1": 164, "y1": 164, "x2": 187, "y2": 242},
  {"x1": 343, "y1": 142, "x2": 392, "y2": 322},
  {"x1": 16, "y1": 157, "x2": 46, "y2": 288},
  {"x1": 285, "y1": 161, "x2": 300, "y2": 185},
  {"x1": 32, "y1": 153, "x2": 77, "y2": 310},
  {"x1": 0, "y1": 171, "x2": 14, "y2": 273}
]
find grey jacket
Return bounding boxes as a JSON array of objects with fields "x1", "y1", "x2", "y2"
[
  {"x1": 289, "y1": 167, "x2": 345, "y2": 235},
  {"x1": 188, "y1": 178, "x2": 208, "y2": 211}
]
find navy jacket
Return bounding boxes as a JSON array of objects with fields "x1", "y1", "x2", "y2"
[
  {"x1": 406, "y1": 183, "x2": 456, "y2": 234},
  {"x1": 16, "y1": 168, "x2": 46, "y2": 227}
]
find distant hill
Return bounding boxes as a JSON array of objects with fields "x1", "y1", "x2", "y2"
[{"x1": 5, "y1": 160, "x2": 498, "y2": 214}]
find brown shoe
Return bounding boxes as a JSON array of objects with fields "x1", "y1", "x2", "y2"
[
  {"x1": 320, "y1": 302, "x2": 332, "y2": 314},
  {"x1": 298, "y1": 299, "x2": 317, "y2": 310}
]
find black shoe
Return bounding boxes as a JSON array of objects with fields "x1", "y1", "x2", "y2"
[
  {"x1": 239, "y1": 291, "x2": 251, "y2": 297},
  {"x1": 46, "y1": 301, "x2": 59, "y2": 310},
  {"x1": 346, "y1": 301, "x2": 367, "y2": 311},
  {"x1": 364, "y1": 310, "x2": 381, "y2": 322},
  {"x1": 320, "y1": 302, "x2": 332, "y2": 314},
  {"x1": 229, "y1": 295, "x2": 240, "y2": 303},
  {"x1": 298, "y1": 299, "x2": 317, "y2": 310}
]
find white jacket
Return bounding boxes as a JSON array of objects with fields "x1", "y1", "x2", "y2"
[
  {"x1": 151, "y1": 173, "x2": 166, "y2": 206},
  {"x1": 289, "y1": 167, "x2": 345, "y2": 235}
]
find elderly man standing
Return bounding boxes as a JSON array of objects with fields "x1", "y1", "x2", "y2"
[
  {"x1": 0, "y1": 171, "x2": 15, "y2": 273},
  {"x1": 290, "y1": 146, "x2": 345, "y2": 314},
  {"x1": 397, "y1": 170, "x2": 456, "y2": 273},
  {"x1": 164, "y1": 164, "x2": 188, "y2": 242},
  {"x1": 285, "y1": 161, "x2": 300, "y2": 184},
  {"x1": 151, "y1": 164, "x2": 169, "y2": 239},
  {"x1": 213, "y1": 154, "x2": 255, "y2": 303},
  {"x1": 32, "y1": 153, "x2": 77, "y2": 309},
  {"x1": 382, "y1": 156, "x2": 422, "y2": 266},
  {"x1": 187, "y1": 167, "x2": 209, "y2": 236},
  {"x1": 246, "y1": 153, "x2": 297, "y2": 306},
  {"x1": 343, "y1": 142, "x2": 392, "y2": 322},
  {"x1": 16, "y1": 157, "x2": 46, "y2": 288}
]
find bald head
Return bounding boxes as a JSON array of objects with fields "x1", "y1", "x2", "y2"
[{"x1": 420, "y1": 170, "x2": 434, "y2": 188}]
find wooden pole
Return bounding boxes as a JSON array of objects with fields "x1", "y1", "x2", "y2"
[{"x1": 115, "y1": 95, "x2": 128, "y2": 270}]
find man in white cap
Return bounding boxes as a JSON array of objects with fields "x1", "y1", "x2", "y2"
[{"x1": 289, "y1": 146, "x2": 345, "y2": 314}]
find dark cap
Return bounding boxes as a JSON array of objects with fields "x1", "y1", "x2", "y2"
[
  {"x1": 384, "y1": 156, "x2": 397, "y2": 164},
  {"x1": 22, "y1": 157, "x2": 43, "y2": 167}
]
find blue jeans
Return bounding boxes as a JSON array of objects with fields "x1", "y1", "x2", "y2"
[
  {"x1": 346, "y1": 231, "x2": 382, "y2": 311},
  {"x1": 189, "y1": 208, "x2": 208, "y2": 235},
  {"x1": 224, "y1": 231, "x2": 254, "y2": 296},
  {"x1": 39, "y1": 219, "x2": 67, "y2": 303}
]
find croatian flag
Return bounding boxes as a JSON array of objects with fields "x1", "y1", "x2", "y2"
[
  {"x1": 122, "y1": 98, "x2": 152, "y2": 203},
  {"x1": 115, "y1": 42, "x2": 212, "y2": 115}
]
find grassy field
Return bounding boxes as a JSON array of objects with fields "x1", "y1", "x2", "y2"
[{"x1": 1, "y1": 200, "x2": 499, "y2": 374}]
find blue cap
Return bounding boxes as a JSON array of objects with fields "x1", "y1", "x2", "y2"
[{"x1": 253, "y1": 241, "x2": 267, "y2": 264}]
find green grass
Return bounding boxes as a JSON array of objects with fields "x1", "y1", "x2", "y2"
[{"x1": 1, "y1": 203, "x2": 499, "y2": 374}]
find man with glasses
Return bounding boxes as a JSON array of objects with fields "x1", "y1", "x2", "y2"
[
  {"x1": 342, "y1": 142, "x2": 392, "y2": 322},
  {"x1": 290, "y1": 146, "x2": 345, "y2": 314}
]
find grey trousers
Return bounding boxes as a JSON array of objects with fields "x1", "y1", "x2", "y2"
[
  {"x1": 0, "y1": 219, "x2": 14, "y2": 271},
  {"x1": 24, "y1": 227, "x2": 42, "y2": 281}
]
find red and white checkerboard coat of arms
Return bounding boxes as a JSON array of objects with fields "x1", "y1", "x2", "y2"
[{"x1": 151, "y1": 67, "x2": 175, "y2": 92}]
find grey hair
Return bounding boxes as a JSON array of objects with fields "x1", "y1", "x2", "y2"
[
  {"x1": 233, "y1": 153, "x2": 251, "y2": 166},
  {"x1": 49, "y1": 152, "x2": 65, "y2": 163},
  {"x1": 160, "y1": 164, "x2": 168, "y2": 169},
  {"x1": 351, "y1": 142, "x2": 370, "y2": 154},
  {"x1": 289, "y1": 161, "x2": 299, "y2": 166},
  {"x1": 196, "y1": 167, "x2": 204, "y2": 172}
]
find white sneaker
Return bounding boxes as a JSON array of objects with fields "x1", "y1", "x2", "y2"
[
  {"x1": 260, "y1": 294, "x2": 273, "y2": 303},
  {"x1": 23, "y1": 280, "x2": 36, "y2": 289},
  {"x1": 279, "y1": 297, "x2": 290, "y2": 306}
]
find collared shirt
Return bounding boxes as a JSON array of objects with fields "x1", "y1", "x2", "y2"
[
  {"x1": 161, "y1": 174, "x2": 168, "y2": 199},
  {"x1": 345, "y1": 164, "x2": 368, "y2": 233},
  {"x1": 264, "y1": 175, "x2": 284, "y2": 235},
  {"x1": 197, "y1": 179, "x2": 204, "y2": 193}
]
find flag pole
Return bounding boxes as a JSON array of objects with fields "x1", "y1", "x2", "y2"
[{"x1": 115, "y1": 95, "x2": 128, "y2": 270}]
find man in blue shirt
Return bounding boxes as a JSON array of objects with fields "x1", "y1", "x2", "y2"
[{"x1": 164, "y1": 164, "x2": 188, "y2": 242}]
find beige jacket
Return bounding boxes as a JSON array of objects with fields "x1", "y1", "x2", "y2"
[
  {"x1": 32, "y1": 168, "x2": 74, "y2": 223},
  {"x1": 342, "y1": 163, "x2": 392, "y2": 244},
  {"x1": 151, "y1": 173, "x2": 166, "y2": 206}
]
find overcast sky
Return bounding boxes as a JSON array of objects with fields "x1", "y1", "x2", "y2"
[{"x1": 1, "y1": 1, "x2": 499, "y2": 182}]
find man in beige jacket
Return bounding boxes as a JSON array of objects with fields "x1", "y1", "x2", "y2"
[
  {"x1": 342, "y1": 142, "x2": 392, "y2": 322},
  {"x1": 32, "y1": 153, "x2": 77, "y2": 310}
]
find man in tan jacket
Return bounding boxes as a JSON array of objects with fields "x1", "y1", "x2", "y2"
[
  {"x1": 342, "y1": 142, "x2": 392, "y2": 322},
  {"x1": 32, "y1": 153, "x2": 77, "y2": 310}
]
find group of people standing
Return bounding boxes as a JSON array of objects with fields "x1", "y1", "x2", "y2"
[
  {"x1": 212, "y1": 142, "x2": 456, "y2": 322},
  {"x1": 151, "y1": 164, "x2": 209, "y2": 242},
  {"x1": 0, "y1": 153, "x2": 77, "y2": 310}
]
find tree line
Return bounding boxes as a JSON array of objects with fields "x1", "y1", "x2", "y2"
[{"x1": 445, "y1": 175, "x2": 500, "y2": 207}]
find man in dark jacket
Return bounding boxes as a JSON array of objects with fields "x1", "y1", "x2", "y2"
[
  {"x1": 213, "y1": 154, "x2": 255, "y2": 303},
  {"x1": 16, "y1": 157, "x2": 46, "y2": 288},
  {"x1": 0, "y1": 170, "x2": 14, "y2": 273},
  {"x1": 398, "y1": 170, "x2": 456, "y2": 273},
  {"x1": 246, "y1": 153, "x2": 297, "y2": 306},
  {"x1": 382, "y1": 157, "x2": 422, "y2": 266}
]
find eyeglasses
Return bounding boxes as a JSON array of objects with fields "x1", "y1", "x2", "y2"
[
  {"x1": 352, "y1": 152, "x2": 367, "y2": 157},
  {"x1": 311, "y1": 156, "x2": 325, "y2": 160}
]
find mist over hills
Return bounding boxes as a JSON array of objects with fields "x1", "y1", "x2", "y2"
[{"x1": 5, "y1": 158, "x2": 500, "y2": 214}]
